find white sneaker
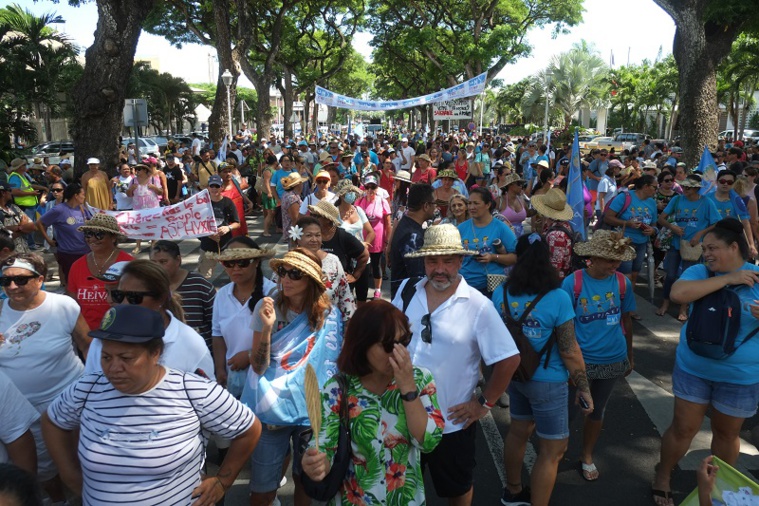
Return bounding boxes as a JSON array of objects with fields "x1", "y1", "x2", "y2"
[{"x1": 279, "y1": 476, "x2": 287, "y2": 488}]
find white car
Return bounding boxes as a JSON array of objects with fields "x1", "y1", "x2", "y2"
[{"x1": 121, "y1": 137, "x2": 160, "y2": 155}]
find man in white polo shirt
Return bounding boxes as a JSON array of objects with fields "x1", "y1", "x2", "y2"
[
  {"x1": 399, "y1": 137, "x2": 416, "y2": 172},
  {"x1": 392, "y1": 223, "x2": 520, "y2": 506}
]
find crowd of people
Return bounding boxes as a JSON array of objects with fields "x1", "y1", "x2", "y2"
[{"x1": 1, "y1": 129, "x2": 759, "y2": 506}]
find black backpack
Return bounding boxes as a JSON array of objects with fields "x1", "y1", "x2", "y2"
[{"x1": 686, "y1": 270, "x2": 759, "y2": 360}]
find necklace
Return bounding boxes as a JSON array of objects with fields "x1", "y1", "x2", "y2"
[
  {"x1": 91, "y1": 249, "x2": 117, "y2": 276},
  {"x1": 341, "y1": 205, "x2": 354, "y2": 221}
]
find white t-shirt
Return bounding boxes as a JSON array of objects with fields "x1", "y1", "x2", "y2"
[
  {"x1": 212, "y1": 283, "x2": 255, "y2": 362},
  {"x1": 114, "y1": 175, "x2": 135, "y2": 210},
  {"x1": 391, "y1": 156, "x2": 402, "y2": 172},
  {"x1": 0, "y1": 370, "x2": 39, "y2": 465},
  {"x1": 340, "y1": 206, "x2": 369, "y2": 241},
  {"x1": 47, "y1": 369, "x2": 255, "y2": 506},
  {"x1": 85, "y1": 312, "x2": 215, "y2": 380},
  {"x1": 400, "y1": 146, "x2": 416, "y2": 170},
  {"x1": 596, "y1": 175, "x2": 618, "y2": 211},
  {"x1": 191, "y1": 138, "x2": 202, "y2": 156},
  {"x1": 392, "y1": 277, "x2": 519, "y2": 434},
  {"x1": 0, "y1": 292, "x2": 84, "y2": 408},
  {"x1": 299, "y1": 191, "x2": 337, "y2": 215}
]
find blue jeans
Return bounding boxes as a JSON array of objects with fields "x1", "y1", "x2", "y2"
[
  {"x1": 21, "y1": 207, "x2": 37, "y2": 248},
  {"x1": 662, "y1": 248, "x2": 697, "y2": 300},
  {"x1": 619, "y1": 241, "x2": 648, "y2": 275}
]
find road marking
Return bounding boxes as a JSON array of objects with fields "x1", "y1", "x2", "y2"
[
  {"x1": 479, "y1": 408, "x2": 538, "y2": 487},
  {"x1": 626, "y1": 370, "x2": 759, "y2": 478}
]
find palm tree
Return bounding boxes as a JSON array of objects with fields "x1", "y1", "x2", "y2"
[{"x1": 719, "y1": 34, "x2": 759, "y2": 138}]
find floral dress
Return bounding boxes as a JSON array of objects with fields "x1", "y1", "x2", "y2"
[
  {"x1": 317, "y1": 367, "x2": 444, "y2": 506},
  {"x1": 322, "y1": 253, "x2": 356, "y2": 323},
  {"x1": 0, "y1": 203, "x2": 30, "y2": 253}
]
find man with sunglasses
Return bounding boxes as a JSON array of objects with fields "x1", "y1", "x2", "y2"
[
  {"x1": 585, "y1": 149, "x2": 608, "y2": 212},
  {"x1": 197, "y1": 174, "x2": 240, "y2": 278},
  {"x1": 392, "y1": 224, "x2": 520, "y2": 506},
  {"x1": 706, "y1": 169, "x2": 758, "y2": 258}
]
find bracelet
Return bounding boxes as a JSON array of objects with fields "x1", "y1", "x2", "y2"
[{"x1": 214, "y1": 476, "x2": 227, "y2": 492}]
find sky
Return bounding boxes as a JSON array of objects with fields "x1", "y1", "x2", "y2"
[{"x1": 11, "y1": 0, "x2": 676, "y2": 92}]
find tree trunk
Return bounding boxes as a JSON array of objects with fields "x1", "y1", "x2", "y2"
[
  {"x1": 71, "y1": 0, "x2": 155, "y2": 178},
  {"x1": 207, "y1": 0, "x2": 238, "y2": 149},
  {"x1": 282, "y1": 67, "x2": 295, "y2": 139}
]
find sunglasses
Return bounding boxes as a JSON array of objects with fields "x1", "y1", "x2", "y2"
[
  {"x1": 316, "y1": 179, "x2": 330, "y2": 184},
  {"x1": 221, "y1": 259, "x2": 253, "y2": 269},
  {"x1": 51, "y1": 188, "x2": 64, "y2": 193},
  {"x1": 663, "y1": 178, "x2": 674, "y2": 183},
  {"x1": 382, "y1": 332, "x2": 413, "y2": 353},
  {"x1": 718, "y1": 179, "x2": 734, "y2": 185},
  {"x1": 209, "y1": 184, "x2": 221, "y2": 188},
  {"x1": 421, "y1": 314, "x2": 433, "y2": 344},
  {"x1": 276, "y1": 266, "x2": 304, "y2": 281},
  {"x1": 0, "y1": 275, "x2": 38, "y2": 287},
  {"x1": 110, "y1": 289, "x2": 157, "y2": 304},
  {"x1": 83, "y1": 230, "x2": 106, "y2": 240}
]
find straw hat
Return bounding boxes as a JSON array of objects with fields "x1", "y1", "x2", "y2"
[
  {"x1": 318, "y1": 151, "x2": 333, "y2": 163},
  {"x1": 341, "y1": 151, "x2": 354, "y2": 159},
  {"x1": 282, "y1": 173, "x2": 307, "y2": 190},
  {"x1": 405, "y1": 224, "x2": 477, "y2": 258},
  {"x1": 417, "y1": 154, "x2": 432, "y2": 163},
  {"x1": 574, "y1": 230, "x2": 636, "y2": 261},
  {"x1": 207, "y1": 246, "x2": 275, "y2": 261},
  {"x1": 395, "y1": 170, "x2": 412, "y2": 183},
  {"x1": 78, "y1": 213, "x2": 126, "y2": 238},
  {"x1": 499, "y1": 172, "x2": 524, "y2": 189},
  {"x1": 308, "y1": 200, "x2": 341, "y2": 227},
  {"x1": 436, "y1": 169, "x2": 458, "y2": 181},
  {"x1": 679, "y1": 175, "x2": 703, "y2": 188},
  {"x1": 270, "y1": 250, "x2": 326, "y2": 290},
  {"x1": 531, "y1": 188, "x2": 574, "y2": 221},
  {"x1": 334, "y1": 179, "x2": 362, "y2": 197}
]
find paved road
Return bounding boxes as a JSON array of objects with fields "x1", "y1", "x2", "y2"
[{"x1": 46, "y1": 212, "x2": 759, "y2": 505}]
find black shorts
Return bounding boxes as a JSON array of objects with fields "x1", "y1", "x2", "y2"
[{"x1": 421, "y1": 423, "x2": 477, "y2": 498}]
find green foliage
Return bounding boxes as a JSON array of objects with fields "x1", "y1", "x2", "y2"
[
  {"x1": 189, "y1": 83, "x2": 258, "y2": 125},
  {"x1": 126, "y1": 62, "x2": 198, "y2": 134},
  {"x1": 749, "y1": 112, "x2": 759, "y2": 130},
  {"x1": 717, "y1": 33, "x2": 759, "y2": 134}
]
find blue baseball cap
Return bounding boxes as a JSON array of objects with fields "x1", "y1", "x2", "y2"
[
  {"x1": 208, "y1": 174, "x2": 223, "y2": 186},
  {"x1": 298, "y1": 140, "x2": 308, "y2": 147},
  {"x1": 89, "y1": 305, "x2": 165, "y2": 343}
]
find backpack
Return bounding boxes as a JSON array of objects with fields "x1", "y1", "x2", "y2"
[
  {"x1": 595, "y1": 191, "x2": 631, "y2": 231},
  {"x1": 501, "y1": 285, "x2": 556, "y2": 382},
  {"x1": 545, "y1": 223, "x2": 587, "y2": 275},
  {"x1": 572, "y1": 270, "x2": 627, "y2": 335},
  {"x1": 685, "y1": 270, "x2": 759, "y2": 360}
]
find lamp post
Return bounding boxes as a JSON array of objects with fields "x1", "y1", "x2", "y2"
[
  {"x1": 221, "y1": 69, "x2": 233, "y2": 137},
  {"x1": 479, "y1": 95, "x2": 485, "y2": 135},
  {"x1": 543, "y1": 72, "x2": 552, "y2": 144}
]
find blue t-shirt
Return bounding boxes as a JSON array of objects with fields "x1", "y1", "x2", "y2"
[
  {"x1": 39, "y1": 202, "x2": 90, "y2": 255},
  {"x1": 707, "y1": 192, "x2": 749, "y2": 221},
  {"x1": 273, "y1": 168, "x2": 297, "y2": 199},
  {"x1": 561, "y1": 270, "x2": 636, "y2": 365},
  {"x1": 585, "y1": 159, "x2": 607, "y2": 192},
  {"x1": 520, "y1": 152, "x2": 537, "y2": 180},
  {"x1": 458, "y1": 218, "x2": 517, "y2": 290},
  {"x1": 677, "y1": 263, "x2": 759, "y2": 384},
  {"x1": 492, "y1": 287, "x2": 576, "y2": 382},
  {"x1": 353, "y1": 150, "x2": 379, "y2": 167},
  {"x1": 609, "y1": 190, "x2": 657, "y2": 244},
  {"x1": 663, "y1": 195, "x2": 721, "y2": 250}
]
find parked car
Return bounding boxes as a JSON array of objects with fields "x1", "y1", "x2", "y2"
[
  {"x1": 581, "y1": 136, "x2": 613, "y2": 154},
  {"x1": 121, "y1": 137, "x2": 160, "y2": 155},
  {"x1": 26, "y1": 141, "x2": 75, "y2": 165},
  {"x1": 148, "y1": 136, "x2": 169, "y2": 152}
]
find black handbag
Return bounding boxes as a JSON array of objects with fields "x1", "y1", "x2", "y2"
[{"x1": 297, "y1": 373, "x2": 352, "y2": 501}]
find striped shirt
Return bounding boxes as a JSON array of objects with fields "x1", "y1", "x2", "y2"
[
  {"x1": 176, "y1": 271, "x2": 216, "y2": 347},
  {"x1": 47, "y1": 369, "x2": 255, "y2": 506}
]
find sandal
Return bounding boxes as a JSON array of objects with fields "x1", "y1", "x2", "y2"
[
  {"x1": 580, "y1": 461, "x2": 599, "y2": 481},
  {"x1": 652, "y1": 489, "x2": 674, "y2": 506},
  {"x1": 631, "y1": 313, "x2": 642, "y2": 321}
]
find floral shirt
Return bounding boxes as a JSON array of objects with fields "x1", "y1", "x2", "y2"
[
  {"x1": 317, "y1": 367, "x2": 444, "y2": 506},
  {"x1": 544, "y1": 222, "x2": 573, "y2": 279},
  {"x1": 322, "y1": 253, "x2": 356, "y2": 323}
]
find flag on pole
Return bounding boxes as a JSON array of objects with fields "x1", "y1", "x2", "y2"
[
  {"x1": 216, "y1": 135, "x2": 228, "y2": 163},
  {"x1": 567, "y1": 129, "x2": 586, "y2": 240},
  {"x1": 696, "y1": 145, "x2": 717, "y2": 196}
]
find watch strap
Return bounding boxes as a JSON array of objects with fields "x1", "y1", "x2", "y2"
[{"x1": 400, "y1": 389, "x2": 419, "y2": 401}]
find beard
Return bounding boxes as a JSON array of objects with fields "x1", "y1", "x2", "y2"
[{"x1": 428, "y1": 273, "x2": 458, "y2": 291}]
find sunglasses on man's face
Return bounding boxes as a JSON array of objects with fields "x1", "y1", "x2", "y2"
[
  {"x1": 719, "y1": 179, "x2": 734, "y2": 185},
  {"x1": 221, "y1": 259, "x2": 253, "y2": 269},
  {"x1": 276, "y1": 266, "x2": 304, "y2": 281},
  {"x1": 0, "y1": 275, "x2": 38, "y2": 287},
  {"x1": 83, "y1": 230, "x2": 106, "y2": 240},
  {"x1": 110, "y1": 289, "x2": 157, "y2": 304},
  {"x1": 209, "y1": 184, "x2": 221, "y2": 189}
]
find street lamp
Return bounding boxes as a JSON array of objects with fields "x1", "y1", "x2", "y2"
[
  {"x1": 479, "y1": 95, "x2": 485, "y2": 135},
  {"x1": 221, "y1": 69, "x2": 233, "y2": 137},
  {"x1": 543, "y1": 72, "x2": 552, "y2": 145}
]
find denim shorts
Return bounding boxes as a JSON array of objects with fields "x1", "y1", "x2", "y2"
[
  {"x1": 672, "y1": 364, "x2": 759, "y2": 419},
  {"x1": 508, "y1": 380, "x2": 569, "y2": 440},
  {"x1": 249, "y1": 423, "x2": 309, "y2": 492},
  {"x1": 619, "y1": 241, "x2": 648, "y2": 274}
]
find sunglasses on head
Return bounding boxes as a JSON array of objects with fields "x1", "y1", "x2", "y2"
[
  {"x1": 83, "y1": 230, "x2": 106, "y2": 240},
  {"x1": 719, "y1": 179, "x2": 734, "y2": 185},
  {"x1": 276, "y1": 266, "x2": 304, "y2": 281},
  {"x1": 0, "y1": 275, "x2": 38, "y2": 287},
  {"x1": 221, "y1": 259, "x2": 253, "y2": 269},
  {"x1": 382, "y1": 332, "x2": 413, "y2": 353},
  {"x1": 110, "y1": 289, "x2": 157, "y2": 304}
]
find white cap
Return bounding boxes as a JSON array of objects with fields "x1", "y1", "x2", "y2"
[
  {"x1": 401, "y1": 137, "x2": 409, "y2": 142},
  {"x1": 101, "y1": 261, "x2": 130, "y2": 283},
  {"x1": 87, "y1": 157, "x2": 100, "y2": 165}
]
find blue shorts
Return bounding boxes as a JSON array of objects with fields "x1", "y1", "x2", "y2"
[
  {"x1": 619, "y1": 241, "x2": 648, "y2": 274},
  {"x1": 508, "y1": 380, "x2": 569, "y2": 440},
  {"x1": 249, "y1": 423, "x2": 309, "y2": 493},
  {"x1": 673, "y1": 364, "x2": 759, "y2": 419}
]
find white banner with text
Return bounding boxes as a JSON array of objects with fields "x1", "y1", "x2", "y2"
[{"x1": 433, "y1": 99, "x2": 473, "y2": 120}]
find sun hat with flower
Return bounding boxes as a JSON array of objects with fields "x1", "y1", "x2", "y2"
[
  {"x1": 269, "y1": 250, "x2": 326, "y2": 290},
  {"x1": 436, "y1": 169, "x2": 458, "y2": 181},
  {"x1": 405, "y1": 224, "x2": 477, "y2": 258},
  {"x1": 573, "y1": 230, "x2": 636, "y2": 261},
  {"x1": 78, "y1": 213, "x2": 126, "y2": 239}
]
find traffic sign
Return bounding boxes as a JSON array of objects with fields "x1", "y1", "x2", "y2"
[
  {"x1": 468, "y1": 121, "x2": 476, "y2": 131},
  {"x1": 124, "y1": 99, "x2": 148, "y2": 128}
]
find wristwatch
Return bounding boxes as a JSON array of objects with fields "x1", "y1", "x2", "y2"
[
  {"x1": 478, "y1": 394, "x2": 495, "y2": 410},
  {"x1": 400, "y1": 389, "x2": 419, "y2": 401}
]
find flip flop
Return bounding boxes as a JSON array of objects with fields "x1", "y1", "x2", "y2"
[
  {"x1": 631, "y1": 313, "x2": 643, "y2": 320},
  {"x1": 580, "y1": 462, "x2": 599, "y2": 481},
  {"x1": 652, "y1": 489, "x2": 674, "y2": 506}
]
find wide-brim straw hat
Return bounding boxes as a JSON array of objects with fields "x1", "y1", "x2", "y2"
[
  {"x1": 405, "y1": 224, "x2": 477, "y2": 258},
  {"x1": 395, "y1": 170, "x2": 412, "y2": 183},
  {"x1": 679, "y1": 176, "x2": 703, "y2": 188},
  {"x1": 574, "y1": 230, "x2": 636, "y2": 262},
  {"x1": 318, "y1": 151, "x2": 333, "y2": 163},
  {"x1": 531, "y1": 188, "x2": 574, "y2": 221},
  {"x1": 334, "y1": 179, "x2": 362, "y2": 197},
  {"x1": 207, "y1": 246, "x2": 275, "y2": 261},
  {"x1": 436, "y1": 169, "x2": 458, "y2": 181},
  {"x1": 308, "y1": 200, "x2": 341, "y2": 227},
  {"x1": 78, "y1": 213, "x2": 126, "y2": 238},
  {"x1": 282, "y1": 173, "x2": 307, "y2": 190},
  {"x1": 417, "y1": 154, "x2": 432, "y2": 163},
  {"x1": 499, "y1": 173, "x2": 524, "y2": 189},
  {"x1": 270, "y1": 250, "x2": 326, "y2": 290}
]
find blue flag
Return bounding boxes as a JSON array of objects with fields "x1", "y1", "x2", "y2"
[
  {"x1": 697, "y1": 145, "x2": 717, "y2": 196},
  {"x1": 567, "y1": 129, "x2": 586, "y2": 239}
]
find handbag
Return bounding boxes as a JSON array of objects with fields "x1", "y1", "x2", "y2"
[
  {"x1": 486, "y1": 273, "x2": 507, "y2": 293},
  {"x1": 679, "y1": 239, "x2": 703, "y2": 261},
  {"x1": 297, "y1": 373, "x2": 352, "y2": 501}
]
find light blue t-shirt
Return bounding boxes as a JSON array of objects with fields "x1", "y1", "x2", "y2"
[
  {"x1": 663, "y1": 195, "x2": 721, "y2": 250},
  {"x1": 458, "y1": 218, "x2": 517, "y2": 290},
  {"x1": 492, "y1": 287, "x2": 576, "y2": 382},
  {"x1": 585, "y1": 159, "x2": 607, "y2": 192},
  {"x1": 609, "y1": 190, "x2": 657, "y2": 244},
  {"x1": 520, "y1": 152, "x2": 537, "y2": 181},
  {"x1": 273, "y1": 168, "x2": 297, "y2": 198},
  {"x1": 676, "y1": 263, "x2": 759, "y2": 385},
  {"x1": 707, "y1": 192, "x2": 749, "y2": 221},
  {"x1": 561, "y1": 270, "x2": 636, "y2": 365}
]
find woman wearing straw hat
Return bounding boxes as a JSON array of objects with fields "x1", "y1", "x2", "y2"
[
  {"x1": 67, "y1": 214, "x2": 134, "y2": 330},
  {"x1": 432, "y1": 169, "x2": 461, "y2": 219},
  {"x1": 532, "y1": 188, "x2": 578, "y2": 279},
  {"x1": 561, "y1": 230, "x2": 637, "y2": 482},
  {"x1": 498, "y1": 173, "x2": 529, "y2": 237},
  {"x1": 242, "y1": 248, "x2": 342, "y2": 506},
  {"x1": 655, "y1": 174, "x2": 721, "y2": 321},
  {"x1": 334, "y1": 180, "x2": 374, "y2": 304},
  {"x1": 280, "y1": 173, "x2": 307, "y2": 245}
]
